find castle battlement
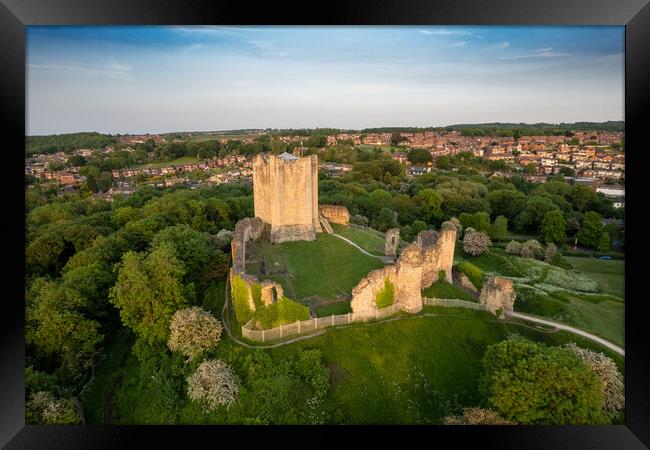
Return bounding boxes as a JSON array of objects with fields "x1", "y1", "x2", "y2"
[{"x1": 253, "y1": 152, "x2": 322, "y2": 243}]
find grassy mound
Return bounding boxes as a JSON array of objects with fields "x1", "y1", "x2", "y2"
[
  {"x1": 422, "y1": 279, "x2": 477, "y2": 303},
  {"x1": 331, "y1": 223, "x2": 388, "y2": 256}
]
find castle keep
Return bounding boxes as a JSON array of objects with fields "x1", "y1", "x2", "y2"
[{"x1": 253, "y1": 152, "x2": 322, "y2": 243}]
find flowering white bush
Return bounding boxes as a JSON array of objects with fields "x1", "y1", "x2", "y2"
[
  {"x1": 444, "y1": 407, "x2": 514, "y2": 425},
  {"x1": 215, "y1": 229, "x2": 233, "y2": 248},
  {"x1": 187, "y1": 359, "x2": 239, "y2": 412},
  {"x1": 564, "y1": 343, "x2": 624, "y2": 419},
  {"x1": 462, "y1": 231, "x2": 491, "y2": 256},
  {"x1": 505, "y1": 240, "x2": 522, "y2": 255},
  {"x1": 520, "y1": 239, "x2": 543, "y2": 259},
  {"x1": 168, "y1": 307, "x2": 223, "y2": 360},
  {"x1": 544, "y1": 243, "x2": 558, "y2": 263},
  {"x1": 544, "y1": 269, "x2": 599, "y2": 292},
  {"x1": 30, "y1": 391, "x2": 82, "y2": 425}
]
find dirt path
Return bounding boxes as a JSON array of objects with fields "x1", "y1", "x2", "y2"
[{"x1": 331, "y1": 233, "x2": 395, "y2": 264}]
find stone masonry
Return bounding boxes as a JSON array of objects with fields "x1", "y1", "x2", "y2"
[
  {"x1": 384, "y1": 228, "x2": 400, "y2": 256},
  {"x1": 253, "y1": 153, "x2": 321, "y2": 243},
  {"x1": 351, "y1": 223, "x2": 457, "y2": 317},
  {"x1": 319, "y1": 204, "x2": 350, "y2": 225},
  {"x1": 478, "y1": 276, "x2": 516, "y2": 316}
]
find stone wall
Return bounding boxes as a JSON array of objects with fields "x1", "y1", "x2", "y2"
[
  {"x1": 253, "y1": 153, "x2": 321, "y2": 243},
  {"x1": 384, "y1": 228, "x2": 400, "y2": 256},
  {"x1": 231, "y1": 217, "x2": 266, "y2": 273},
  {"x1": 319, "y1": 204, "x2": 350, "y2": 225},
  {"x1": 478, "y1": 276, "x2": 516, "y2": 315},
  {"x1": 452, "y1": 267, "x2": 479, "y2": 294},
  {"x1": 351, "y1": 221, "x2": 457, "y2": 317}
]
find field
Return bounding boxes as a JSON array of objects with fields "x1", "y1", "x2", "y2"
[
  {"x1": 422, "y1": 279, "x2": 477, "y2": 302},
  {"x1": 330, "y1": 223, "x2": 387, "y2": 255},
  {"x1": 564, "y1": 256, "x2": 624, "y2": 298},
  {"x1": 315, "y1": 301, "x2": 353, "y2": 317},
  {"x1": 245, "y1": 233, "x2": 384, "y2": 301},
  {"x1": 82, "y1": 306, "x2": 623, "y2": 425}
]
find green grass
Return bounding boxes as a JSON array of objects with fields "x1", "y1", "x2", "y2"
[
  {"x1": 455, "y1": 261, "x2": 485, "y2": 290},
  {"x1": 135, "y1": 156, "x2": 201, "y2": 169},
  {"x1": 513, "y1": 286, "x2": 624, "y2": 346},
  {"x1": 246, "y1": 233, "x2": 384, "y2": 301},
  {"x1": 564, "y1": 257, "x2": 624, "y2": 298},
  {"x1": 331, "y1": 223, "x2": 387, "y2": 256},
  {"x1": 85, "y1": 306, "x2": 624, "y2": 425},
  {"x1": 315, "y1": 301, "x2": 353, "y2": 317},
  {"x1": 461, "y1": 248, "x2": 523, "y2": 277},
  {"x1": 422, "y1": 280, "x2": 477, "y2": 302}
]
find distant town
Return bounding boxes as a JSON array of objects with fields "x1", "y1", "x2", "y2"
[{"x1": 25, "y1": 125, "x2": 625, "y2": 208}]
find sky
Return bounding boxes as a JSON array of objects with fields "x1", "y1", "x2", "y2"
[{"x1": 26, "y1": 26, "x2": 624, "y2": 135}]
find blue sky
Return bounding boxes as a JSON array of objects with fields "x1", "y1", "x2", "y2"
[{"x1": 26, "y1": 26, "x2": 624, "y2": 135}]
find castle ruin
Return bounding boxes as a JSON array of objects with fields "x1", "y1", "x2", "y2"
[{"x1": 253, "y1": 152, "x2": 322, "y2": 243}]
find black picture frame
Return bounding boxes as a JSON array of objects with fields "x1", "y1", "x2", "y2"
[{"x1": 3, "y1": 0, "x2": 649, "y2": 447}]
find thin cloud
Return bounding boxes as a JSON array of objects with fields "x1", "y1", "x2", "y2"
[
  {"x1": 499, "y1": 47, "x2": 572, "y2": 60},
  {"x1": 29, "y1": 62, "x2": 133, "y2": 78},
  {"x1": 488, "y1": 42, "x2": 510, "y2": 49},
  {"x1": 449, "y1": 41, "x2": 467, "y2": 48},
  {"x1": 419, "y1": 29, "x2": 472, "y2": 36}
]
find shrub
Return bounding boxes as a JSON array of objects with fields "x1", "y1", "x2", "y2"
[
  {"x1": 544, "y1": 268, "x2": 599, "y2": 292},
  {"x1": 448, "y1": 216, "x2": 463, "y2": 238},
  {"x1": 187, "y1": 359, "x2": 239, "y2": 412},
  {"x1": 444, "y1": 407, "x2": 514, "y2": 425},
  {"x1": 351, "y1": 214, "x2": 369, "y2": 226},
  {"x1": 563, "y1": 343, "x2": 624, "y2": 419},
  {"x1": 544, "y1": 243, "x2": 558, "y2": 263},
  {"x1": 481, "y1": 336, "x2": 607, "y2": 424},
  {"x1": 520, "y1": 239, "x2": 543, "y2": 259},
  {"x1": 490, "y1": 215, "x2": 508, "y2": 240},
  {"x1": 463, "y1": 231, "x2": 491, "y2": 256},
  {"x1": 215, "y1": 229, "x2": 233, "y2": 249},
  {"x1": 252, "y1": 296, "x2": 310, "y2": 329},
  {"x1": 455, "y1": 261, "x2": 484, "y2": 290},
  {"x1": 168, "y1": 306, "x2": 223, "y2": 361},
  {"x1": 505, "y1": 240, "x2": 522, "y2": 255},
  {"x1": 231, "y1": 274, "x2": 252, "y2": 324},
  {"x1": 375, "y1": 277, "x2": 395, "y2": 309},
  {"x1": 28, "y1": 391, "x2": 82, "y2": 425}
]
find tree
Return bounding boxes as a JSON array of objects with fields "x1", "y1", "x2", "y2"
[
  {"x1": 544, "y1": 242, "x2": 558, "y2": 263},
  {"x1": 372, "y1": 207, "x2": 397, "y2": 232},
  {"x1": 187, "y1": 359, "x2": 239, "y2": 412},
  {"x1": 490, "y1": 215, "x2": 508, "y2": 240},
  {"x1": 570, "y1": 185, "x2": 596, "y2": 212},
  {"x1": 540, "y1": 210, "x2": 566, "y2": 244},
  {"x1": 515, "y1": 196, "x2": 560, "y2": 234},
  {"x1": 414, "y1": 188, "x2": 443, "y2": 222},
  {"x1": 520, "y1": 239, "x2": 543, "y2": 259},
  {"x1": 463, "y1": 231, "x2": 491, "y2": 256},
  {"x1": 435, "y1": 155, "x2": 452, "y2": 170},
  {"x1": 481, "y1": 336, "x2": 607, "y2": 424},
  {"x1": 563, "y1": 343, "x2": 624, "y2": 419},
  {"x1": 109, "y1": 242, "x2": 190, "y2": 345},
  {"x1": 459, "y1": 212, "x2": 491, "y2": 234},
  {"x1": 390, "y1": 132, "x2": 406, "y2": 146},
  {"x1": 28, "y1": 391, "x2": 82, "y2": 425},
  {"x1": 26, "y1": 278, "x2": 103, "y2": 382},
  {"x1": 505, "y1": 240, "x2": 522, "y2": 255},
  {"x1": 577, "y1": 211, "x2": 604, "y2": 248},
  {"x1": 407, "y1": 148, "x2": 433, "y2": 165},
  {"x1": 168, "y1": 307, "x2": 223, "y2": 361},
  {"x1": 444, "y1": 407, "x2": 514, "y2": 425},
  {"x1": 486, "y1": 189, "x2": 526, "y2": 221},
  {"x1": 597, "y1": 232, "x2": 611, "y2": 252}
]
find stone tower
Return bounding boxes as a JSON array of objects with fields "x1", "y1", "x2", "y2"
[{"x1": 253, "y1": 152, "x2": 322, "y2": 243}]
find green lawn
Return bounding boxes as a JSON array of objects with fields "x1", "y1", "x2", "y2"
[
  {"x1": 422, "y1": 280, "x2": 477, "y2": 302},
  {"x1": 315, "y1": 301, "x2": 353, "y2": 317},
  {"x1": 331, "y1": 223, "x2": 387, "y2": 256},
  {"x1": 245, "y1": 233, "x2": 384, "y2": 301},
  {"x1": 564, "y1": 257, "x2": 624, "y2": 298},
  {"x1": 513, "y1": 286, "x2": 624, "y2": 346}
]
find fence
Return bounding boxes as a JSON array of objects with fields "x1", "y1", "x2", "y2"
[
  {"x1": 423, "y1": 297, "x2": 489, "y2": 311},
  {"x1": 241, "y1": 302, "x2": 402, "y2": 342}
]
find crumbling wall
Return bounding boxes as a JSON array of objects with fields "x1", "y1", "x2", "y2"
[
  {"x1": 384, "y1": 228, "x2": 400, "y2": 256},
  {"x1": 478, "y1": 276, "x2": 516, "y2": 315},
  {"x1": 319, "y1": 204, "x2": 350, "y2": 225},
  {"x1": 351, "y1": 221, "x2": 457, "y2": 316},
  {"x1": 231, "y1": 217, "x2": 265, "y2": 272}
]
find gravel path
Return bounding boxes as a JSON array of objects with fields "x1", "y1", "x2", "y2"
[{"x1": 330, "y1": 233, "x2": 395, "y2": 264}]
